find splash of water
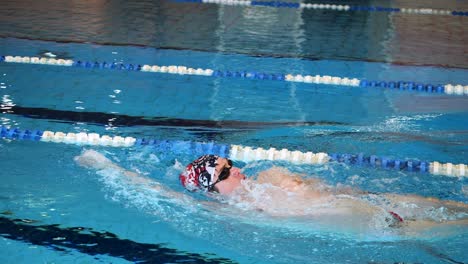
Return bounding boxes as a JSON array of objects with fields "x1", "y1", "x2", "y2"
[{"x1": 90, "y1": 149, "x2": 467, "y2": 251}]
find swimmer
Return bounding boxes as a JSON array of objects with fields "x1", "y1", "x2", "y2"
[{"x1": 75, "y1": 150, "x2": 468, "y2": 233}]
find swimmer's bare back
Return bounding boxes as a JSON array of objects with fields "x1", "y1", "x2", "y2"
[{"x1": 251, "y1": 166, "x2": 468, "y2": 229}]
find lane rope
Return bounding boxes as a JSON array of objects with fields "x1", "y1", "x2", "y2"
[
  {"x1": 1, "y1": 126, "x2": 465, "y2": 178},
  {"x1": 172, "y1": 0, "x2": 468, "y2": 17},
  {"x1": 1, "y1": 55, "x2": 467, "y2": 96}
]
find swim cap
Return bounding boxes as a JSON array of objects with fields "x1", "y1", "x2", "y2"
[{"x1": 179, "y1": 155, "x2": 219, "y2": 192}]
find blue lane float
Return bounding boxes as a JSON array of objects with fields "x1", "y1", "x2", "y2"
[
  {"x1": 329, "y1": 153, "x2": 429, "y2": 173},
  {"x1": 0, "y1": 125, "x2": 466, "y2": 178},
  {"x1": 2, "y1": 55, "x2": 467, "y2": 96},
  {"x1": 171, "y1": 0, "x2": 467, "y2": 16}
]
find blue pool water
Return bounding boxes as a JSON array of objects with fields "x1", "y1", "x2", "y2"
[{"x1": 1, "y1": 1, "x2": 468, "y2": 263}]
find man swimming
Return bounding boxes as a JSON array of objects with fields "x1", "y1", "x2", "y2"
[{"x1": 76, "y1": 150, "x2": 468, "y2": 233}]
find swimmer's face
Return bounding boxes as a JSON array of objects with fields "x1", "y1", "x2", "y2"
[{"x1": 211, "y1": 157, "x2": 246, "y2": 195}]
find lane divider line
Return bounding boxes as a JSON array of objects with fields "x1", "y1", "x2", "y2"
[
  {"x1": 1, "y1": 126, "x2": 465, "y2": 178},
  {"x1": 173, "y1": 0, "x2": 468, "y2": 16},
  {"x1": 1, "y1": 55, "x2": 467, "y2": 96},
  {"x1": 172, "y1": 0, "x2": 468, "y2": 16}
]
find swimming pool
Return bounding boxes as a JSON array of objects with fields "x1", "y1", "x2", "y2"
[{"x1": 1, "y1": 1, "x2": 467, "y2": 263}]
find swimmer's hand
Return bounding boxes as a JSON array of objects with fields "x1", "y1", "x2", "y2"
[
  {"x1": 74, "y1": 149, "x2": 116, "y2": 170},
  {"x1": 75, "y1": 149, "x2": 140, "y2": 178}
]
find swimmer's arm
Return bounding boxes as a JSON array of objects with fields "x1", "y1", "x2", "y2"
[
  {"x1": 74, "y1": 149, "x2": 186, "y2": 200},
  {"x1": 382, "y1": 193, "x2": 468, "y2": 210}
]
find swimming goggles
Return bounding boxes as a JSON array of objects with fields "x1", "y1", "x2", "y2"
[{"x1": 208, "y1": 159, "x2": 233, "y2": 192}]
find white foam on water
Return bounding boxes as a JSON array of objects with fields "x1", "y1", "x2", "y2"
[
  {"x1": 462, "y1": 184, "x2": 468, "y2": 196},
  {"x1": 96, "y1": 167, "x2": 194, "y2": 214},
  {"x1": 364, "y1": 114, "x2": 442, "y2": 133}
]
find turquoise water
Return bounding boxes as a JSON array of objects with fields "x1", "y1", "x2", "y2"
[
  {"x1": 1, "y1": 1, "x2": 468, "y2": 263},
  {"x1": 0, "y1": 37, "x2": 467, "y2": 264}
]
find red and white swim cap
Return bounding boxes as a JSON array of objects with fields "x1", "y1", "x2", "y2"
[{"x1": 179, "y1": 155, "x2": 219, "y2": 192}]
